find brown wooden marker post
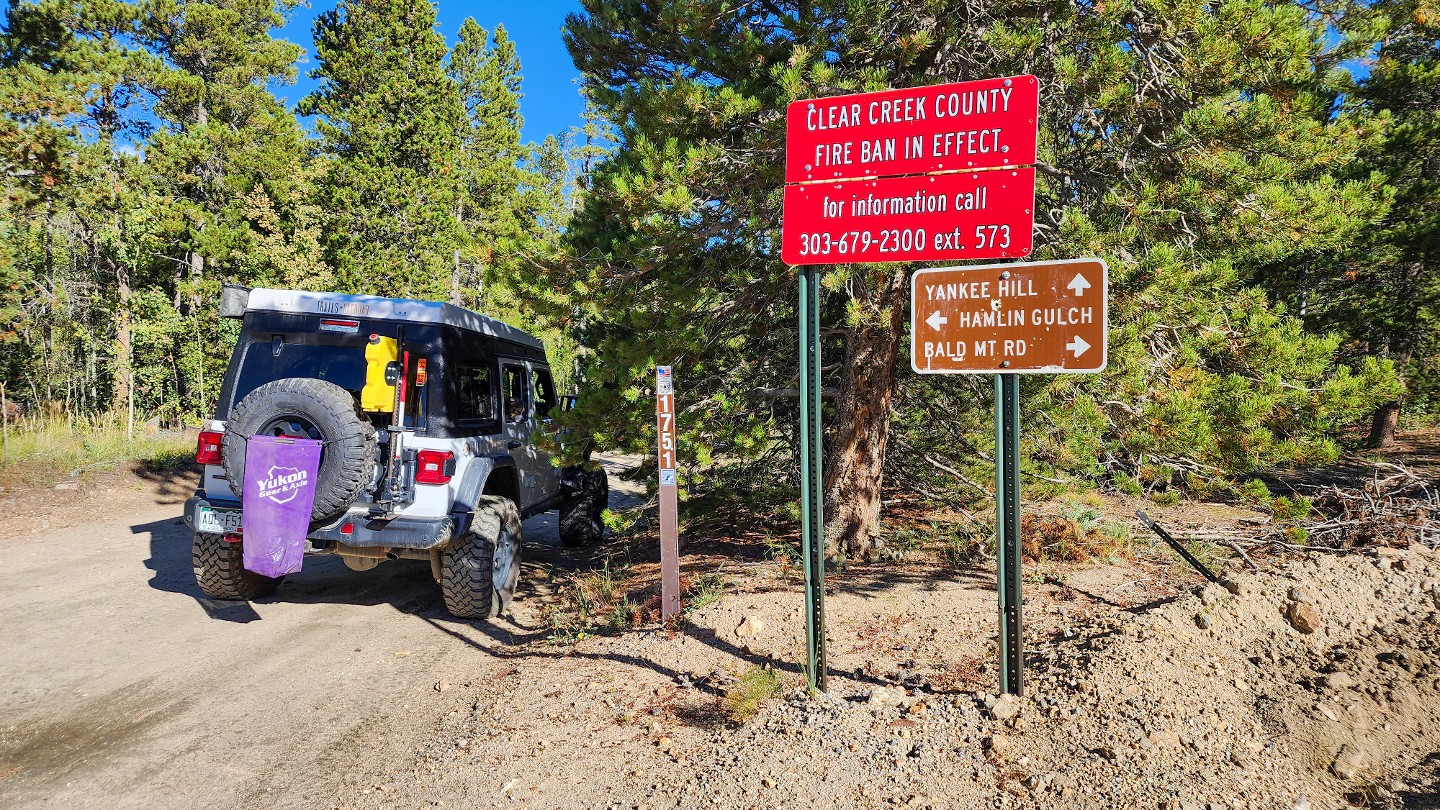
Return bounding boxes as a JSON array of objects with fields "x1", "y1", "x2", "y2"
[{"x1": 656, "y1": 366, "x2": 681, "y2": 622}]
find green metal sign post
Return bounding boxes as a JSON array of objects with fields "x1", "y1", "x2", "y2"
[
  {"x1": 994, "y1": 373, "x2": 1023, "y2": 695},
  {"x1": 798, "y1": 265, "x2": 827, "y2": 692},
  {"x1": 785, "y1": 79, "x2": 1049, "y2": 698}
]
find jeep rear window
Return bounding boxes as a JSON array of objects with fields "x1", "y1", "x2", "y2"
[{"x1": 231, "y1": 341, "x2": 367, "y2": 410}]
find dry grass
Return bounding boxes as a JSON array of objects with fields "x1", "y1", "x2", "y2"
[
  {"x1": 1021, "y1": 502, "x2": 1134, "y2": 564},
  {"x1": 724, "y1": 666, "x2": 784, "y2": 725},
  {"x1": 0, "y1": 411, "x2": 194, "y2": 490}
]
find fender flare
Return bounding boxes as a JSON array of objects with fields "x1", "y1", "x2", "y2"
[{"x1": 451, "y1": 453, "x2": 518, "y2": 537}]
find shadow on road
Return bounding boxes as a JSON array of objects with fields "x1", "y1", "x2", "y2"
[
  {"x1": 128, "y1": 456, "x2": 888, "y2": 701},
  {"x1": 129, "y1": 497, "x2": 621, "y2": 626},
  {"x1": 132, "y1": 512, "x2": 445, "y2": 624}
]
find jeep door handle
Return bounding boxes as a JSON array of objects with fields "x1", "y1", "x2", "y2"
[{"x1": 507, "y1": 440, "x2": 523, "y2": 449}]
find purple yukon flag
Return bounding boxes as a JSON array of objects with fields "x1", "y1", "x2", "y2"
[{"x1": 241, "y1": 435, "x2": 323, "y2": 578}]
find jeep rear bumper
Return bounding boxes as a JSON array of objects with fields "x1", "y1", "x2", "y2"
[{"x1": 183, "y1": 496, "x2": 455, "y2": 550}]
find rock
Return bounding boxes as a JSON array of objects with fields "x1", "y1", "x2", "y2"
[
  {"x1": 1293, "y1": 798, "x2": 1312, "y2": 810},
  {"x1": 435, "y1": 679, "x2": 450, "y2": 693},
  {"x1": 990, "y1": 694, "x2": 1022, "y2": 721},
  {"x1": 1200, "y1": 585, "x2": 1224, "y2": 607},
  {"x1": 1332, "y1": 745, "x2": 1366, "y2": 779},
  {"x1": 1147, "y1": 730, "x2": 1181, "y2": 748},
  {"x1": 53, "y1": 480, "x2": 79, "y2": 491},
  {"x1": 1288, "y1": 587, "x2": 1316, "y2": 604},
  {"x1": 762, "y1": 777, "x2": 775, "y2": 788},
  {"x1": 1286, "y1": 601, "x2": 1322, "y2": 634},
  {"x1": 1325, "y1": 672, "x2": 1357, "y2": 690},
  {"x1": 1195, "y1": 613, "x2": 1213, "y2": 630},
  {"x1": 1121, "y1": 684, "x2": 1142, "y2": 698},
  {"x1": 1221, "y1": 577, "x2": 1244, "y2": 596},
  {"x1": 735, "y1": 615, "x2": 765, "y2": 638},
  {"x1": 868, "y1": 687, "x2": 900, "y2": 708},
  {"x1": 983, "y1": 734, "x2": 1011, "y2": 757}
]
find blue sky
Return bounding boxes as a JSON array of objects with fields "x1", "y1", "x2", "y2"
[
  {"x1": 0, "y1": 0, "x2": 589, "y2": 144},
  {"x1": 277, "y1": 1, "x2": 588, "y2": 144}
]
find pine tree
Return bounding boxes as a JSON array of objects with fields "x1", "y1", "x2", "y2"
[
  {"x1": 561, "y1": 0, "x2": 1402, "y2": 558},
  {"x1": 2, "y1": 0, "x2": 154, "y2": 416},
  {"x1": 300, "y1": 0, "x2": 467, "y2": 300},
  {"x1": 2, "y1": 0, "x2": 312, "y2": 423},
  {"x1": 448, "y1": 19, "x2": 529, "y2": 306},
  {"x1": 1326, "y1": 0, "x2": 1440, "y2": 444},
  {"x1": 136, "y1": 0, "x2": 310, "y2": 416}
]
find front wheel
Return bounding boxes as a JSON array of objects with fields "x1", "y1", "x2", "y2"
[
  {"x1": 559, "y1": 468, "x2": 607, "y2": 547},
  {"x1": 192, "y1": 532, "x2": 280, "y2": 600},
  {"x1": 440, "y1": 496, "x2": 522, "y2": 619}
]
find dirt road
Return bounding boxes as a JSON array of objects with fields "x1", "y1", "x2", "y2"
[
  {"x1": 6, "y1": 456, "x2": 1439, "y2": 809},
  {"x1": 0, "y1": 461, "x2": 637, "y2": 810}
]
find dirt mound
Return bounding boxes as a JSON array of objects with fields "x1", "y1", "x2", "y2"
[{"x1": 332, "y1": 544, "x2": 1440, "y2": 809}]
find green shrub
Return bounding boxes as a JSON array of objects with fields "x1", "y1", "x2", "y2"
[
  {"x1": 1271, "y1": 495, "x2": 1313, "y2": 521},
  {"x1": 725, "y1": 666, "x2": 784, "y2": 724}
]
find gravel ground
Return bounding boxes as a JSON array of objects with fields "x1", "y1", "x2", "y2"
[
  {"x1": 334, "y1": 545, "x2": 1440, "y2": 810},
  {"x1": 4, "y1": 458, "x2": 1435, "y2": 810}
]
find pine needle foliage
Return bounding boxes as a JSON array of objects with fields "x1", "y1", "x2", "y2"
[{"x1": 558, "y1": 0, "x2": 1406, "y2": 554}]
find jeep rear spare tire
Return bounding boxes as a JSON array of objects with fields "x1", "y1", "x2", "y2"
[
  {"x1": 440, "y1": 496, "x2": 522, "y2": 619},
  {"x1": 222, "y1": 378, "x2": 377, "y2": 522}
]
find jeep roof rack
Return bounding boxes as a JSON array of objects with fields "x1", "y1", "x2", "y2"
[{"x1": 242, "y1": 288, "x2": 543, "y2": 350}]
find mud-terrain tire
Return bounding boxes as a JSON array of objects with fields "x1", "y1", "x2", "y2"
[
  {"x1": 559, "y1": 468, "x2": 608, "y2": 548},
  {"x1": 222, "y1": 378, "x2": 377, "y2": 522},
  {"x1": 441, "y1": 496, "x2": 522, "y2": 619},
  {"x1": 192, "y1": 532, "x2": 280, "y2": 600}
]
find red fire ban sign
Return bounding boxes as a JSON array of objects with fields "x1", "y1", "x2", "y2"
[
  {"x1": 785, "y1": 75, "x2": 1039, "y2": 184},
  {"x1": 780, "y1": 168, "x2": 1035, "y2": 265},
  {"x1": 910, "y1": 259, "x2": 1108, "y2": 375}
]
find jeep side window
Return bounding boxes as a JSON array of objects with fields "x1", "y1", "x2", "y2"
[
  {"x1": 502, "y1": 364, "x2": 528, "y2": 423},
  {"x1": 454, "y1": 365, "x2": 495, "y2": 422},
  {"x1": 533, "y1": 367, "x2": 557, "y2": 419}
]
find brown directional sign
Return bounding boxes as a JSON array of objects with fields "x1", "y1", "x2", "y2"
[{"x1": 910, "y1": 259, "x2": 1108, "y2": 374}]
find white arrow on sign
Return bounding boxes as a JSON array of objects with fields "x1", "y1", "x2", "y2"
[
  {"x1": 1066, "y1": 335, "x2": 1091, "y2": 357},
  {"x1": 1067, "y1": 273, "x2": 1092, "y2": 296},
  {"x1": 926, "y1": 311, "x2": 948, "y2": 331}
]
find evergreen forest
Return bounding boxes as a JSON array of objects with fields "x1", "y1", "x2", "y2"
[{"x1": 2, "y1": 0, "x2": 1437, "y2": 557}]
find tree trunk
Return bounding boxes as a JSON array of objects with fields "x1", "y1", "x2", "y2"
[
  {"x1": 451, "y1": 247, "x2": 462, "y2": 305},
  {"x1": 1368, "y1": 401, "x2": 1401, "y2": 448},
  {"x1": 823, "y1": 267, "x2": 909, "y2": 561}
]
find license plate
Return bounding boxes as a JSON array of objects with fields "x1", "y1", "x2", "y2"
[{"x1": 197, "y1": 506, "x2": 243, "y2": 534}]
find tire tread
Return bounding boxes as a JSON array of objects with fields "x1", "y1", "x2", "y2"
[
  {"x1": 441, "y1": 496, "x2": 521, "y2": 619},
  {"x1": 192, "y1": 532, "x2": 279, "y2": 600}
]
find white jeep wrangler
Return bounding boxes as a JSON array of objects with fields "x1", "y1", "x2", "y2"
[{"x1": 183, "y1": 287, "x2": 608, "y2": 618}]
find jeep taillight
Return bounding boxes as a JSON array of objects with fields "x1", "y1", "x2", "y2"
[
  {"x1": 415, "y1": 450, "x2": 455, "y2": 485},
  {"x1": 196, "y1": 431, "x2": 223, "y2": 465}
]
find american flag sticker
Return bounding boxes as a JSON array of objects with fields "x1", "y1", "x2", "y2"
[{"x1": 657, "y1": 366, "x2": 674, "y2": 394}]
